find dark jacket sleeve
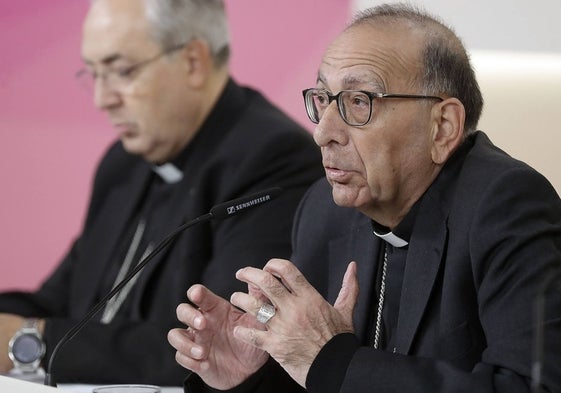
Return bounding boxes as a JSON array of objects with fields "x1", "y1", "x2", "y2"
[{"x1": 184, "y1": 359, "x2": 304, "y2": 393}]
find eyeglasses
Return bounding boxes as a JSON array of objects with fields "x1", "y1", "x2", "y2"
[
  {"x1": 75, "y1": 43, "x2": 187, "y2": 92},
  {"x1": 302, "y1": 88, "x2": 443, "y2": 126}
]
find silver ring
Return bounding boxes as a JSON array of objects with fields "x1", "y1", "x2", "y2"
[{"x1": 256, "y1": 303, "x2": 276, "y2": 324}]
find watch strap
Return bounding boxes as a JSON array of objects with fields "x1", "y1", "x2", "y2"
[
  {"x1": 22, "y1": 318, "x2": 40, "y2": 330},
  {"x1": 8, "y1": 318, "x2": 46, "y2": 373}
]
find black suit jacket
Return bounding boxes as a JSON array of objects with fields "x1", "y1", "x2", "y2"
[
  {"x1": 0, "y1": 79, "x2": 323, "y2": 385},
  {"x1": 186, "y1": 131, "x2": 561, "y2": 393},
  {"x1": 298, "y1": 131, "x2": 561, "y2": 393}
]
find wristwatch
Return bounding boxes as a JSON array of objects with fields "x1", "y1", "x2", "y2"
[{"x1": 8, "y1": 318, "x2": 46, "y2": 373}]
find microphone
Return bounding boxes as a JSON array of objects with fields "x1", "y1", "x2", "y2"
[{"x1": 44, "y1": 187, "x2": 282, "y2": 386}]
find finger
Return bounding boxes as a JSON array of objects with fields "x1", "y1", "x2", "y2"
[
  {"x1": 333, "y1": 261, "x2": 360, "y2": 324},
  {"x1": 233, "y1": 325, "x2": 268, "y2": 350},
  {"x1": 167, "y1": 328, "x2": 206, "y2": 360},
  {"x1": 176, "y1": 302, "x2": 206, "y2": 330},
  {"x1": 175, "y1": 350, "x2": 210, "y2": 373},
  {"x1": 230, "y1": 291, "x2": 263, "y2": 316},
  {"x1": 236, "y1": 266, "x2": 291, "y2": 305},
  {"x1": 262, "y1": 258, "x2": 312, "y2": 296},
  {"x1": 247, "y1": 282, "x2": 269, "y2": 302},
  {"x1": 187, "y1": 284, "x2": 223, "y2": 312}
]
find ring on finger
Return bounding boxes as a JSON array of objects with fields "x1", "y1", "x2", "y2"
[{"x1": 256, "y1": 303, "x2": 276, "y2": 324}]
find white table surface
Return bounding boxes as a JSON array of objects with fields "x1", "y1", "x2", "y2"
[
  {"x1": 2, "y1": 374, "x2": 183, "y2": 392},
  {"x1": 58, "y1": 385, "x2": 183, "y2": 392}
]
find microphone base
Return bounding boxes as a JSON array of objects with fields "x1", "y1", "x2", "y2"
[{"x1": 43, "y1": 372, "x2": 56, "y2": 387}]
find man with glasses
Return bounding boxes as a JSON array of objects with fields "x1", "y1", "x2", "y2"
[
  {"x1": 0, "y1": 0, "x2": 322, "y2": 386},
  {"x1": 168, "y1": 4, "x2": 561, "y2": 393}
]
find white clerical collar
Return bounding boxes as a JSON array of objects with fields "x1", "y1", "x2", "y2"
[
  {"x1": 373, "y1": 230, "x2": 409, "y2": 248},
  {"x1": 151, "y1": 163, "x2": 184, "y2": 184}
]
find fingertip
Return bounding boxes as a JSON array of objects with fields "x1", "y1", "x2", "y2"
[
  {"x1": 190, "y1": 345, "x2": 203, "y2": 359},
  {"x1": 229, "y1": 291, "x2": 238, "y2": 304},
  {"x1": 193, "y1": 316, "x2": 204, "y2": 330},
  {"x1": 264, "y1": 258, "x2": 289, "y2": 271},
  {"x1": 166, "y1": 329, "x2": 176, "y2": 345},
  {"x1": 176, "y1": 303, "x2": 187, "y2": 320},
  {"x1": 187, "y1": 284, "x2": 200, "y2": 302}
]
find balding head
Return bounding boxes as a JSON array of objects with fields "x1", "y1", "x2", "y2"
[{"x1": 348, "y1": 4, "x2": 483, "y2": 133}]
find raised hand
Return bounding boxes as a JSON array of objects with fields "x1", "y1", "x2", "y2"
[
  {"x1": 230, "y1": 259, "x2": 359, "y2": 387},
  {"x1": 168, "y1": 284, "x2": 269, "y2": 390}
]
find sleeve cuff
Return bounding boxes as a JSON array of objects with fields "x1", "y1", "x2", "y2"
[
  {"x1": 306, "y1": 333, "x2": 360, "y2": 393},
  {"x1": 183, "y1": 360, "x2": 272, "y2": 393}
]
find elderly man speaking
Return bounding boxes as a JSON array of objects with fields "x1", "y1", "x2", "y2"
[{"x1": 168, "y1": 3, "x2": 561, "y2": 393}]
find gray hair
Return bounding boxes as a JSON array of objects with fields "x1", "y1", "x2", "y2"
[
  {"x1": 144, "y1": 0, "x2": 230, "y2": 67},
  {"x1": 350, "y1": 3, "x2": 483, "y2": 134}
]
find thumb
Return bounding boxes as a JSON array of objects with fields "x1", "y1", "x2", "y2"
[{"x1": 333, "y1": 261, "x2": 359, "y2": 324}]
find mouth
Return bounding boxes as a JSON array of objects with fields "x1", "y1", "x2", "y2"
[
  {"x1": 112, "y1": 122, "x2": 136, "y2": 137},
  {"x1": 324, "y1": 164, "x2": 353, "y2": 183}
]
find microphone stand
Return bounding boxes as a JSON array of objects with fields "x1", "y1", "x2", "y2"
[
  {"x1": 532, "y1": 268, "x2": 561, "y2": 393},
  {"x1": 44, "y1": 186, "x2": 282, "y2": 386},
  {"x1": 44, "y1": 212, "x2": 212, "y2": 386}
]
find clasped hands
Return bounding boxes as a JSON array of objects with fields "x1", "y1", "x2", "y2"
[{"x1": 167, "y1": 258, "x2": 359, "y2": 389}]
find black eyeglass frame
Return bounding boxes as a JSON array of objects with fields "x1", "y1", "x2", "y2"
[{"x1": 302, "y1": 88, "x2": 444, "y2": 126}]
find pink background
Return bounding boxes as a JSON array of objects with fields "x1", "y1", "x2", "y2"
[{"x1": 0, "y1": 1, "x2": 351, "y2": 291}]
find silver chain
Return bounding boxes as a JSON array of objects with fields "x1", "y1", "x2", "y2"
[
  {"x1": 373, "y1": 245, "x2": 388, "y2": 349},
  {"x1": 101, "y1": 219, "x2": 153, "y2": 324}
]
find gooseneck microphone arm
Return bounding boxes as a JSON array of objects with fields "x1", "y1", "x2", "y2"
[
  {"x1": 532, "y1": 268, "x2": 561, "y2": 393},
  {"x1": 44, "y1": 187, "x2": 282, "y2": 386}
]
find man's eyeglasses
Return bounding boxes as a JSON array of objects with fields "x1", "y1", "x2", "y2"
[
  {"x1": 302, "y1": 88, "x2": 443, "y2": 127},
  {"x1": 75, "y1": 43, "x2": 187, "y2": 92}
]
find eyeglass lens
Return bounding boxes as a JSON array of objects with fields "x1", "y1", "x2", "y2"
[{"x1": 307, "y1": 90, "x2": 371, "y2": 126}]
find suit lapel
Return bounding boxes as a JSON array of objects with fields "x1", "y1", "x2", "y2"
[
  {"x1": 327, "y1": 214, "x2": 379, "y2": 342},
  {"x1": 393, "y1": 136, "x2": 472, "y2": 354},
  {"x1": 130, "y1": 176, "x2": 196, "y2": 294},
  {"x1": 76, "y1": 163, "x2": 152, "y2": 311},
  {"x1": 394, "y1": 206, "x2": 447, "y2": 354}
]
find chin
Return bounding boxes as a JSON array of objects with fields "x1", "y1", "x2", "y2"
[
  {"x1": 331, "y1": 188, "x2": 357, "y2": 208},
  {"x1": 121, "y1": 138, "x2": 147, "y2": 155},
  {"x1": 331, "y1": 184, "x2": 373, "y2": 210}
]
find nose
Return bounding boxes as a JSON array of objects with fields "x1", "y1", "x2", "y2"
[
  {"x1": 312, "y1": 101, "x2": 349, "y2": 147},
  {"x1": 93, "y1": 78, "x2": 121, "y2": 110}
]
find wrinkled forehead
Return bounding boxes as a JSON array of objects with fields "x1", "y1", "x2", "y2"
[{"x1": 317, "y1": 23, "x2": 424, "y2": 93}]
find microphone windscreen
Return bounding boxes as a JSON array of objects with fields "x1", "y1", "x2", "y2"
[{"x1": 210, "y1": 187, "x2": 283, "y2": 220}]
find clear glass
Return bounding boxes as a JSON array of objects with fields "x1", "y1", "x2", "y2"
[{"x1": 92, "y1": 385, "x2": 161, "y2": 393}]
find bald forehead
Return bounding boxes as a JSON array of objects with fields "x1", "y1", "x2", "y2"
[
  {"x1": 318, "y1": 22, "x2": 425, "y2": 92},
  {"x1": 83, "y1": 0, "x2": 154, "y2": 40},
  {"x1": 82, "y1": 0, "x2": 160, "y2": 61}
]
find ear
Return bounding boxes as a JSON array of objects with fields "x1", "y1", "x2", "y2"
[
  {"x1": 178, "y1": 39, "x2": 213, "y2": 88},
  {"x1": 430, "y1": 97, "x2": 465, "y2": 165}
]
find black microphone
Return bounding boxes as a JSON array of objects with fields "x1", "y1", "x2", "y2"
[{"x1": 44, "y1": 187, "x2": 282, "y2": 386}]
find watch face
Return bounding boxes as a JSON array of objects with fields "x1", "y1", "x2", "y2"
[{"x1": 12, "y1": 334, "x2": 43, "y2": 364}]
